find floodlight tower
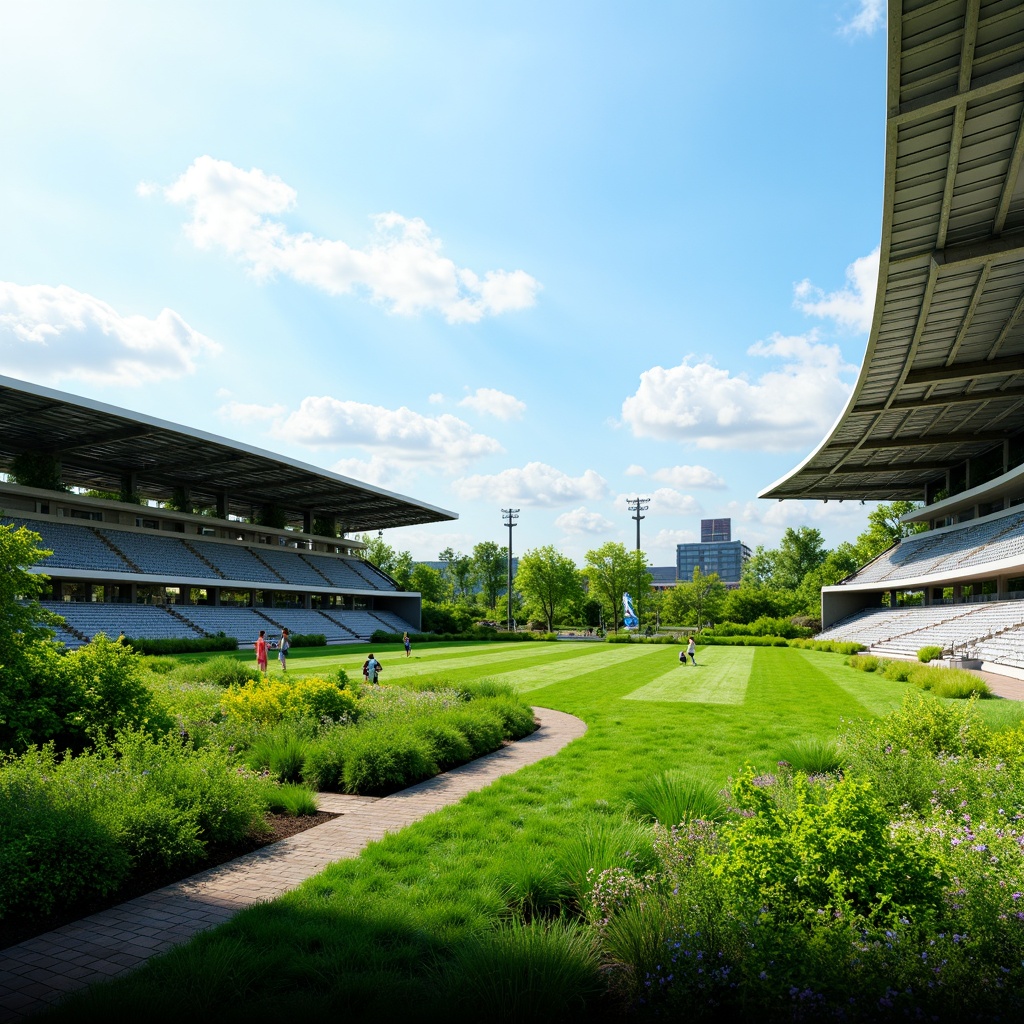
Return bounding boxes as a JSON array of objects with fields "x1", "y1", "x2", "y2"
[
  {"x1": 627, "y1": 497, "x2": 650, "y2": 551},
  {"x1": 501, "y1": 507, "x2": 519, "y2": 631}
]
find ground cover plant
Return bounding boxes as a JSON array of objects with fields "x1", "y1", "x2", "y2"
[{"x1": 46, "y1": 642, "x2": 1024, "y2": 1021}]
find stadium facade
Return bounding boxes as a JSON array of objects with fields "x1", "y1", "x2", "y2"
[
  {"x1": 0, "y1": 375, "x2": 457, "y2": 646},
  {"x1": 762, "y1": 0, "x2": 1024, "y2": 675}
]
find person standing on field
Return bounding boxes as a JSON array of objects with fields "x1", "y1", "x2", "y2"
[
  {"x1": 255, "y1": 630, "x2": 268, "y2": 675},
  {"x1": 279, "y1": 628, "x2": 290, "y2": 671},
  {"x1": 403, "y1": 632, "x2": 411, "y2": 658},
  {"x1": 363, "y1": 652, "x2": 382, "y2": 685},
  {"x1": 687, "y1": 637, "x2": 697, "y2": 666}
]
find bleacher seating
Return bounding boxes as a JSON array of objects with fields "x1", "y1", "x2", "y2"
[
  {"x1": 195, "y1": 543, "x2": 283, "y2": 584},
  {"x1": 252, "y1": 548, "x2": 327, "y2": 587},
  {"x1": 4, "y1": 517, "x2": 130, "y2": 572},
  {"x1": 98, "y1": 529, "x2": 214, "y2": 577},
  {"x1": 175, "y1": 605, "x2": 278, "y2": 641},
  {"x1": 845, "y1": 509, "x2": 1024, "y2": 586},
  {"x1": 40, "y1": 602, "x2": 202, "y2": 646},
  {"x1": 975, "y1": 628, "x2": 1024, "y2": 670}
]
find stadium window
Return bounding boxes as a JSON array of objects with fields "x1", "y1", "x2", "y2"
[
  {"x1": 69, "y1": 509, "x2": 103, "y2": 522},
  {"x1": 135, "y1": 517, "x2": 160, "y2": 529}
]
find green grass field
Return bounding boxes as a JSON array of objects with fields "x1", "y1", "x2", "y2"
[{"x1": 52, "y1": 640, "x2": 1024, "y2": 1021}]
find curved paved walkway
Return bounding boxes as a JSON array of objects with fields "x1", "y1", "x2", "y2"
[{"x1": 0, "y1": 706, "x2": 586, "y2": 1022}]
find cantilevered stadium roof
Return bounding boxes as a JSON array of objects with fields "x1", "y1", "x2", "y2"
[
  {"x1": 0, "y1": 375, "x2": 457, "y2": 532},
  {"x1": 762, "y1": 0, "x2": 1024, "y2": 502}
]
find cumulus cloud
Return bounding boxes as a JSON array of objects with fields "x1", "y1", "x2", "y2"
[
  {"x1": 149, "y1": 156, "x2": 540, "y2": 323},
  {"x1": 624, "y1": 464, "x2": 646, "y2": 477},
  {"x1": 555, "y1": 506, "x2": 616, "y2": 535},
  {"x1": 617, "y1": 488, "x2": 703, "y2": 517},
  {"x1": 621, "y1": 331, "x2": 855, "y2": 451},
  {"x1": 839, "y1": 0, "x2": 884, "y2": 36},
  {"x1": 458, "y1": 387, "x2": 526, "y2": 420},
  {"x1": 0, "y1": 282, "x2": 219, "y2": 385},
  {"x1": 452, "y1": 462, "x2": 609, "y2": 507},
  {"x1": 217, "y1": 394, "x2": 502, "y2": 471},
  {"x1": 794, "y1": 248, "x2": 879, "y2": 333},
  {"x1": 652, "y1": 464, "x2": 726, "y2": 489},
  {"x1": 331, "y1": 455, "x2": 401, "y2": 487},
  {"x1": 428, "y1": 393, "x2": 445, "y2": 404}
]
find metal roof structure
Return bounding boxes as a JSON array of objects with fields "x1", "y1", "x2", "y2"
[
  {"x1": 762, "y1": 0, "x2": 1024, "y2": 502},
  {"x1": 0, "y1": 374, "x2": 457, "y2": 533}
]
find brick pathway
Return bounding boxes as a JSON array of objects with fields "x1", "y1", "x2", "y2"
[{"x1": 0, "y1": 707, "x2": 586, "y2": 1022}]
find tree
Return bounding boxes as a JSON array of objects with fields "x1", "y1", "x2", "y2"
[
  {"x1": 391, "y1": 550, "x2": 415, "y2": 591},
  {"x1": 663, "y1": 568, "x2": 726, "y2": 627},
  {"x1": 514, "y1": 546, "x2": 584, "y2": 632},
  {"x1": 583, "y1": 542, "x2": 639, "y2": 632},
  {"x1": 361, "y1": 534, "x2": 398, "y2": 575},
  {"x1": 472, "y1": 541, "x2": 508, "y2": 609},
  {"x1": 410, "y1": 563, "x2": 446, "y2": 603},
  {"x1": 774, "y1": 526, "x2": 827, "y2": 591},
  {"x1": 856, "y1": 500, "x2": 928, "y2": 560},
  {"x1": 450, "y1": 552, "x2": 476, "y2": 601}
]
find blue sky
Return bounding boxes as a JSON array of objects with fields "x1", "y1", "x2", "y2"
[{"x1": 0, "y1": 1, "x2": 889, "y2": 565}]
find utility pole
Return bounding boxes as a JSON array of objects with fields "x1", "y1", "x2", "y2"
[
  {"x1": 501, "y1": 508, "x2": 519, "y2": 631},
  {"x1": 627, "y1": 497, "x2": 650, "y2": 551}
]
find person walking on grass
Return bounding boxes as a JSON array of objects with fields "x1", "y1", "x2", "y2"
[
  {"x1": 363, "y1": 652, "x2": 382, "y2": 685},
  {"x1": 279, "y1": 627, "x2": 290, "y2": 671},
  {"x1": 687, "y1": 636, "x2": 697, "y2": 666},
  {"x1": 403, "y1": 632, "x2": 411, "y2": 658},
  {"x1": 255, "y1": 630, "x2": 268, "y2": 675}
]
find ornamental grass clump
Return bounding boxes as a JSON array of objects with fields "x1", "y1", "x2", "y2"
[
  {"x1": 438, "y1": 919, "x2": 602, "y2": 1023},
  {"x1": 627, "y1": 770, "x2": 726, "y2": 827},
  {"x1": 777, "y1": 735, "x2": 843, "y2": 775},
  {"x1": 340, "y1": 721, "x2": 437, "y2": 795},
  {"x1": 556, "y1": 818, "x2": 657, "y2": 909}
]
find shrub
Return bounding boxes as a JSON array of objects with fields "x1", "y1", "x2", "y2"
[
  {"x1": 222, "y1": 677, "x2": 359, "y2": 725},
  {"x1": 302, "y1": 729, "x2": 347, "y2": 790},
  {"x1": 124, "y1": 635, "x2": 238, "y2": 655},
  {"x1": 720, "y1": 768, "x2": 944, "y2": 922},
  {"x1": 478, "y1": 696, "x2": 537, "y2": 740},
  {"x1": 882, "y1": 659, "x2": 915, "y2": 682},
  {"x1": 341, "y1": 722, "x2": 438, "y2": 795},
  {"x1": 0, "y1": 746, "x2": 130, "y2": 919},
  {"x1": 628, "y1": 770, "x2": 725, "y2": 826},
  {"x1": 58, "y1": 634, "x2": 171, "y2": 749},
  {"x1": 287, "y1": 633, "x2": 326, "y2": 648},
  {"x1": 918, "y1": 644, "x2": 944, "y2": 663},
  {"x1": 847, "y1": 654, "x2": 880, "y2": 672},
  {"x1": 412, "y1": 718, "x2": 473, "y2": 770},
  {"x1": 446, "y1": 705, "x2": 505, "y2": 757},
  {"x1": 171, "y1": 655, "x2": 260, "y2": 688},
  {"x1": 556, "y1": 818, "x2": 657, "y2": 908}
]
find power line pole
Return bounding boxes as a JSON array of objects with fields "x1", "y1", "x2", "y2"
[
  {"x1": 627, "y1": 497, "x2": 650, "y2": 551},
  {"x1": 501, "y1": 507, "x2": 519, "y2": 632}
]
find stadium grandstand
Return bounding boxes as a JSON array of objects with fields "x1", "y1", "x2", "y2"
[
  {"x1": 761, "y1": 0, "x2": 1024, "y2": 678},
  {"x1": 0, "y1": 374, "x2": 457, "y2": 646}
]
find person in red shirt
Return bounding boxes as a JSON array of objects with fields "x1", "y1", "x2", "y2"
[{"x1": 255, "y1": 629, "x2": 268, "y2": 675}]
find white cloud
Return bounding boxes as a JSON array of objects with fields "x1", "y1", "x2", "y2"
[
  {"x1": 624, "y1": 464, "x2": 646, "y2": 477},
  {"x1": 730, "y1": 497, "x2": 873, "y2": 548},
  {"x1": 651, "y1": 464, "x2": 726, "y2": 489},
  {"x1": 794, "y1": 248, "x2": 879, "y2": 333},
  {"x1": 647, "y1": 527, "x2": 698, "y2": 564},
  {"x1": 331, "y1": 455, "x2": 401, "y2": 487},
  {"x1": 555, "y1": 506, "x2": 615, "y2": 535},
  {"x1": 217, "y1": 394, "x2": 502, "y2": 471},
  {"x1": 151, "y1": 156, "x2": 541, "y2": 324},
  {"x1": 217, "y1": 400, "x2": 287, "y2": 425},
  {"x1": 0, "y1": 282, "x2": 219, "y2": 385},
  {"x1": 453, "y1": 461, "x2": 610, "y2": 507},
  {"x1": 621, "y1": 331, "x2": 855, "y2": 451},
  {"x1": 839, "y1": 0, "x2": 884, "y2": 37},
  {"x1": 428, "y1": 393, "x2": 445, "y2": 404},
  {"x1": 458, "y1": 387, "x2": 526, "y2": 420},
  {"x1": 617, "y1": 488, "x2": 703, "y2": 517}
]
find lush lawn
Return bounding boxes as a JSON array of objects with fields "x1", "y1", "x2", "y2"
[{"x1": 49, "y1": 642, "x2": 1024, "y2": 1021}]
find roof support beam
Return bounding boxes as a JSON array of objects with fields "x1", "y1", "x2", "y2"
[
  {"x1": 904, "y1": 354, "x2": 1024, "y2": 386},
  {"x1": 893, "y1": 67, "x2": 1024, "y2": 127},
  {"x1": 856, "y1": 430, "x2": 1008, "y2": 451},
  {"x1": 860, "y1": 384, "x2": 1024, "y2": 413}
]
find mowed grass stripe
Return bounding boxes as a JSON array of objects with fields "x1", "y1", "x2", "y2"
[
  {"x1": 622, "y1": 646, "x2": 754, "y2": 704},
  {"x1": 485, "y1": 643, "x2": 667, "y2": 693},
  {"x1": 789, "y1": 647, "x2": 907, "y2": 716},
  {"x1": 308, "y1": 642, "x2": 580, "y2": 682}
]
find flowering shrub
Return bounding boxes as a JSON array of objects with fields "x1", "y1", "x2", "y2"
[{"x1": 222, "y1": 676, "x2": 359, "y2": 725}]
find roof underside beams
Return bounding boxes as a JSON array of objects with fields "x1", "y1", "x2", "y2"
[
  {"x1": 761, "y1": 0, "x2": 1024, "y2": 502},
  {"x1": 0, "y1": 379, "x2": 456, "y2": 533}
]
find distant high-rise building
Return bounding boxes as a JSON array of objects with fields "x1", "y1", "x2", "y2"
[
  {"x1": 701, "y1": 518, "x2": 731, "y2": 543},
  {"x1": 677, "y1": 518, "x2": 750, "y2": 589}
]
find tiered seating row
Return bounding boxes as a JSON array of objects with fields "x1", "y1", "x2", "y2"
[
  {"x1": 40, "y1": 602, "x2": 202, "y2": 646},
  {"x1": 5, "y1": 516, "x2": 402, "y2": 591},
  {"x1": 816, "y1": 605, "x2": 971, "y2": 646},
  {"x1": 975, "y1": 629, "x2": 1024, "y2": 669},
  {"x1": 848, "y1": 508, "x2": 1024, "y2": 585},
  {"x1": 872, "y1": 601, "x2": 1024, "y2": 658}
]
